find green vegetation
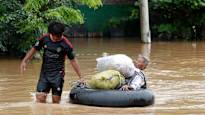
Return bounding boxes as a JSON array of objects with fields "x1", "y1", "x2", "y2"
[
  {"x1": 78, "y1": 0, "x2": 205, "y2": 40},
  {"x1": 1, "y1": 0, "x2": 205, "y2": 56},
  {"x1": 0, "y1": 0, "x2": 102, "y2": 56},
  {"x1": 149, "y1": 0, "x2": 205, "y2": 40}
]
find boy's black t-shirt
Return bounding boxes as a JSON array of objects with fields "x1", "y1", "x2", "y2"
[{"x1": 33, "y1": 34, "x2": 75, "y2": 73}]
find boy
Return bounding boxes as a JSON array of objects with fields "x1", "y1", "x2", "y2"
[{"x1": 20, "y1": 22, "x2": 84, "y2": 103}]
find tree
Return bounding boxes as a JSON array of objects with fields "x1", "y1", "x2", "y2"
[
  {"x1": 0, "y1": 0, "x2": 25, "y2": 55},
  {"x1": 149, "y1": 0, "x2": 205, "y2": 40},
  {"x1": 0, "y1": 0, "x2": 102, "y2": 55}
]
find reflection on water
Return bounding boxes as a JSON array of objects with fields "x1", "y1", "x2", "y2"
[
  {"x1": 141, "y1": 43, "x2": 151, "y2": 60},
  {"x1": 0, "y1": 38, "x2": 205, "y2": 114}
]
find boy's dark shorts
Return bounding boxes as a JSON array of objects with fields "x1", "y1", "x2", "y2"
[{"x1": 36, "y1": 71, "x2": 64, "y2": 96}]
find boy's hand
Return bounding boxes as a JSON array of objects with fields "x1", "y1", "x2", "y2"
[
  {"x1": 20, "y1": 62, "x2": 27, "y2": 74},
  {"x1": 78, "y1": 77, "x2": 86, "y2": 85}
]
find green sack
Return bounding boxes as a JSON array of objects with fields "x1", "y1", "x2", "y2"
[{"x1": 89, "y1": 70, "x2": 125, "y2": 90}]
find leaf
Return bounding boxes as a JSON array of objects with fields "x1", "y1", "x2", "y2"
[
  {"x1": 44, "y1": 6, "x2": 84, "y2": 24},
  {"x1": 74, "y1": 0, "x2": 102, "y2": 9},
  {"x1": 24, "y1": 0, "x2": 48, "y2": 12}
]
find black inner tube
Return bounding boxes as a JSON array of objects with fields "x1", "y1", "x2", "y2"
[{"x1": 69, "y1": 87, "x2": 155, "y2": 107}]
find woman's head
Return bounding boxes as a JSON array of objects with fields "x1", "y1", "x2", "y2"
[{"x1": 134, "y1": 55, "x2": 149, "y2": 70}]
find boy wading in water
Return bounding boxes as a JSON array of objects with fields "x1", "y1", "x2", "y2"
[{"x1": 20, "y1": 22, "x2": 84, "y2": 103}]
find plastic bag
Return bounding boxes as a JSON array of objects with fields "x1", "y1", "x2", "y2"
[
  {"x1": 96, "y1": 54, "x2": 136, "y2": 77},
  {"x1": 89, "y1": 70, "x2": 125, "y2": 90}
]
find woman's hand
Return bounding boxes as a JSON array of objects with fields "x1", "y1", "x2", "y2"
[
  {"x1": 121, "y1": 85, "x2": 129, "y2": 91},
  {"x1": 121, "y1": 85, "x2": 133, "y2": 91}
]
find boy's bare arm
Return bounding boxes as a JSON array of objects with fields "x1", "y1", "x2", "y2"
[
  {"x1": 20, "y1": 47, "x2": 37, "y2": 74},
  {"x1": 70, "y1": 58, "x2": 84, "y2": 81}
]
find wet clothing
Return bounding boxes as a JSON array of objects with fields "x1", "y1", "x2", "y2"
[
  {"x1": 37, "y1": 71, "x2": 64, "y2": 96},
  {"x1": 120, "y1": 68, "x2": 147, "y2": 90},
  {"x1": 34, "y1": 34, "x2": 75, "y2": 96}
]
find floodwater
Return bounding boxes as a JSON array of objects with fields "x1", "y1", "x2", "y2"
[{"x1": 0, "y1": 38, "x2": 205, "y2": 115}]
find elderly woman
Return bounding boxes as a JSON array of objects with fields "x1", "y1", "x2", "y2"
[{"x1": 120, "y1": 55, "x2": 149, "y2": 91}]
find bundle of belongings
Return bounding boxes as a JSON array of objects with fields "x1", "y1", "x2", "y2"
[
  {"x1": 89, "y1": 70, "x2": 125, "y2": 90},
  {"x1": 88, "y1": 54, "x2": 137, "y2": 90},
  {"x1": 96, "y1": 54, "x2": 136, "y2": 77}
]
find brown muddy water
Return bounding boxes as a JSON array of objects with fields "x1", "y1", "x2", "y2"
[{"x1": 0, "y1": 38, "x2": 205, "y2": 115}]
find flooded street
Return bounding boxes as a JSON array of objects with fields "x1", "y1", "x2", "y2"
[{"x1": 0, "y1": 38, "x2": 205, "y2": 115}]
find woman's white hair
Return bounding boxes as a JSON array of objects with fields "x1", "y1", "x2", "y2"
[{"x1": 138, "y1": 54, "x2": 149, "y2": 66}]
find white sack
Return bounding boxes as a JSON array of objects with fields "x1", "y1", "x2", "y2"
[{"x1": 96, "y1": 54, "x2": 136, "y2": 77}]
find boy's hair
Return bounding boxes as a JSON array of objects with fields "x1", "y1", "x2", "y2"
[{"x1": 48, "y1": 22, "x2": 65, "y2": 37}]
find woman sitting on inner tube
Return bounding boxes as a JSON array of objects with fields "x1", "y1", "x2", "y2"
[{"x1": 118, "y1": 55, "x2": 149, "y2": 91}]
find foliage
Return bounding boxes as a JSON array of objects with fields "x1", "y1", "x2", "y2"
[
  {"x1": 149, "y1": 0, "x2": 205, "y2": 40},
  {"x1": 45, "y1": 6, "x2": 84, "y2": 25},
  {"x1": 129, "y1": 8, "x2": 139, "y2": 20},
  {"x1": 2, "y1": 0, "x2": 205, "y2": 55},
  {"x1": 75, "y1": 0, "x2": 102, "y2": 9},
  {"x1": 108, "y1": 18, "x2": 123, "y2": 28},
  {"x1": 0, "y1": 0, "x2": 102, "y2": 56},
  {"x1": 0, "y1": 0, "x2": 26, "y2": 55}
]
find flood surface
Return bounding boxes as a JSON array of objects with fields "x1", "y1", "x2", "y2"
[{"x1": 0, "y1": 38, "x2": 205, "y2": 115}]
